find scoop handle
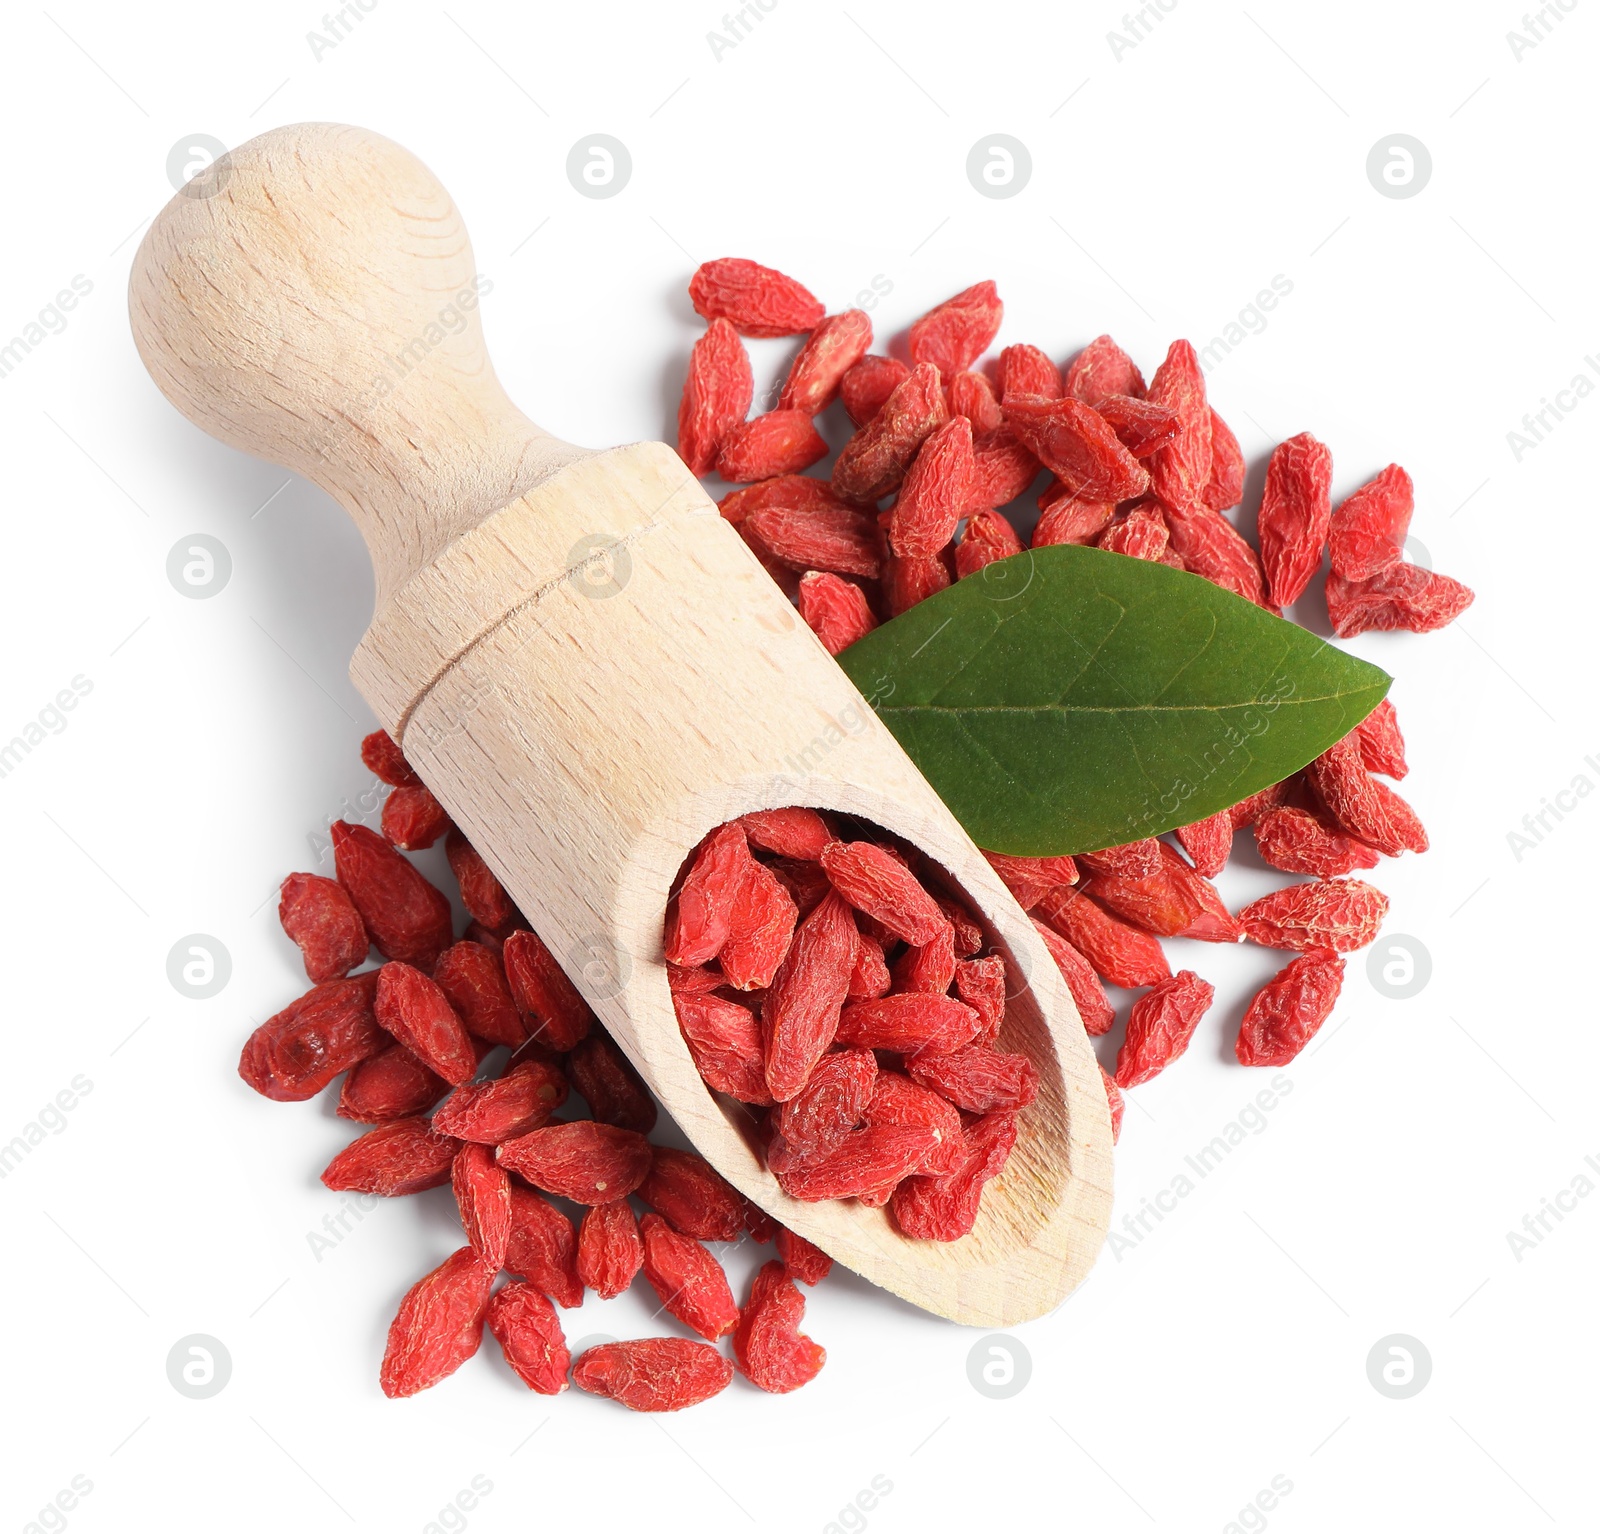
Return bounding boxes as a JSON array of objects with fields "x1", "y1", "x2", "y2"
[{"x1": 128, "y1": 122, "x2": 590, "y2": 608}]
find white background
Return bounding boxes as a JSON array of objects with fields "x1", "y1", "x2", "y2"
[{"x1": 1, "y1": 2, "x2": 1595, "y2": 1530}]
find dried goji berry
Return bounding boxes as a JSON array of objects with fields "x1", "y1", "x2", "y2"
[
  {"x1": 1157, "y1": 842, "x2": 1242, "y2": 942},
  {"x1": 832, "y1": 362, "x2": 947, "y2": 503},
  {"x1": 775, "y1": 1122, "x2": 941, "y2": 1201},
  {"x1": 969, "y1": 425, "x2": 1042, "y2": 508},
  {"x1": 504, "y1": 1186, "x2": 582, "y2": 1307},
  {"x1": 572, "y1": 1338, "x2": 734, "y2": 1412},
  {"x1": 848, "y1": 930, "x2": 892, "y2": 999},
  {"x1": 771, "y1": 1049, "x2": 877, "y2": 1168},
  {"x1": 719, "y1": 472, "x2": 849, "y2": 527},
  {"x1": 863, "y1": 1072, "x2": 965, "y2": 1177},
  {"x1": 375, "y1": 961, "x2": 478, "y2": 1085},
  {"x1": 740, "y1": 807, "x2": 832, "y2": 861},
  {"x1": 501, "y1": 929, "x2": 595, "y2": 1051},
  {"x1": 1230, "y1": 780, "x2": 1293, "y2": 829},
  {"x1": 432, "y1": 939, "x2": 526, "y2": 1049},
  {"x1": 835, "y1": 993, "x2": 981, "y2": 1055},
  {"x1": 744, "y1": 499, "x2": 883, "y2": 580},
  {"x1": 279, "y1": 872, "x2": 368, "y2": 983},
  {"x1": 761, "y1": 889, "x2": 857, "y2": 1101},
  {"x1": 1202, "y1": 409, "x2": 1246, "y2": 511},
  {"x1": 1114, "y1": 969, "x2": 1214, "y2": 1088},
  {"x1": 675, "y1": 991, "x2": 773, "y2": 1104},
  {"x1": 499, "y1": 1120, "x2": 652, "y2": 1204},
  {"x1": 797, "y1": 571, "x2": 877, "y2": 655},
  {"x1": 1329, "y1": 463, "x2": 1412, "y2": 581},
  {"x1": 639, "y1": 1213, "x2": 740, "y2": 1341},
  {"x1": 433, "y1": 1056, "x2": 568, "y2": 1143},
  {"x1": 947, "y1": 369, "x2": 1004, "y2": 433},
  {"x1": 690, "y1": 258, "x2": 823, "y2": 338},
  {"x1": 444, "y1": 827, "x2": 516, "y2": 931},
  {"x1": 890, "y1": 416, "x2": 976, "y2": 558},
  {"x1": 1065, "y1": 335, "x2": 1145, "y2": 405},
  {"x1": 1237, "y1": 878, "x2": 1389, "y2": 952},
  {"x1": 1077, "y1": 839, "x2": 1163, "y2": 879},
  {"x1": 332, "y1": 821, "x2": 453, "y2": 969},
  {"x1": 1355, "y1": 697, "x2": 1408, "y2": 779},
  {"x1": 1163, "y1": 502, "x2": 1271, "y2": 608},
  {"x1": 955, "y1": 509, "x2": 1024, "y2": 577},
  {"x1": 818, "y1": 842, "x2": 948, "y2": 945},
  {"x1": 999, "y1": 343, "x2": 1064, "y2": 401},
  {"x1": 719, "y1": 858, "x2": 798, "y2": 992},
  {"x1": 1236, "y1": 949, "x2": 1345, "y2": 1066},
  {"x1": 909, "y1": 280, "x2": 1003, "y2": 376},
  {"x1": 1175, "y1": 808, "x2": 1233, "y2": 878},
  {"x1": 1032, "y1": 486, "x2": 1116, "y2": 546},
  {"x1": 379, "y1": 1246, "x2": 494, "y2": 1398},
  {"x1": 1096, "y1": 394, "x2": 1180, "y2": 458},
  {"x1": 452, "y1": 1141, "x2": 511, "y2": 1267},
  {"x1": 774, "y1": 1226, "x2": 832, "y2": 1284},
  {"x1": 1001, "y1": 395, "x2": 1149, "y2": 502},
  {"x1": 1254, "y1": 806, "x2": 1380, "y2": 879},
  {"x1": 1098, "y1": 506, "x2": 1171, "y2": 561},
  {"x1": 1306, "y1": 733, "x2": 1428, "y2": 855},
  {"x1": 565, "y1": 1033, "x2": 657, "y2": 1134},
  {"x1": 716, "y1": 409, "x2": 829, "y2": 482},
  {"x1": 361, "y1": 728, "x2": 419, "y2": 788},
  {"x1": 1145, "y1": 341, "x2": 1211, "y2": 513},
  {"x1": 907, "y1": 1044, "x2": 1038, "y2": 1114},
  {"x1": 884, "y1": 547, "x2": 954, "y2": 615},
  {"x1": 576, "y1": 1200, "x2": 643, "y2": 1299},
  {"x1": 486, "y1": 1281, "x2": 569, "y2": 1394},
  {"x1": 667, "y1": 962, "x2": 726, "y2": 995},
  {"x1": 1035, "y1": 887, "x2": 1171, "y2": 989},
  {"x1": 890, "y1": 1110, "x2": 1017, "y2": 1241},
  {"x1": 840, "y1": 354, "x2": 910, "y2": 427},
  {"x1": 677, "y1": 317, "x2": 753, "y2": 475},
  {"x1": 636, "y1": 1146, "x2": 748, "y2": 1241},
  {"x1": 1082, "y1": 846, "x2": 1239, "y2": 943},
  {"x1": 1030, "y1": 917, "x2": 1116, "y2": 1036},
  {"x1": 780, "y1": 308, "x2": 873, "y2": 415},
  {"x1": 322, "y1": 1115, "x2": 459, "y2": 1196},
  {"x1": 983, "y1": 850, "x2": 1078, "y2": 909},
  {"x1": 1258, "y1": 432, "x2": 1333, "y2": 609},
  {"x1": 954, "y1": 955, "x2": 1007, "y2": 1044},
  {"x1": 890, "y1": 925, "x2": 957, "y2": 996},
  {"x1": 734, "y1": 1260, "x2": 826, "y2": 1393},
  {"x1": 239, "y1": 971, "x2": 385, "y2": 1101},
  {"x1": 937, "y1": 898, "x2": 984, "y2": 959},
  {"x1": 338, "y1": 1043, "x2": 447, "y2": 1123},
  {"x1": 1325, "y1": 561, "x2": 1474, "y2": 636},
  {"x1": 382, "y1": 784, "x2": 450, "y2": 851}
]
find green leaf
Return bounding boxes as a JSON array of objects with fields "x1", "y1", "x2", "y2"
[{"x1": 837, "y1": 545, "x2": 1390, "y2": 856}]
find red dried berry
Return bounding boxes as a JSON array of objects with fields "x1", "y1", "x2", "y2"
[
  {"x1": 835, "y1": 993, "x2": 982, "y2": 1055},
  {"x1": 1032, "y1": 486, "x2": 1115, "y2": 546},
  {"x1": 1356, "y1": 698, "x2": 1408, "y2": 780},
  {"x1": 1163, "y1": 502, "x2": 1271, "y2": 608},
  {"x1": 999, "y1": 343, "x2": 1064, "y2": 401},
  {"x1": 948, "y1": 369, "x2": 1005, "y2": 433},
  {"x1": 955, "y1": 508, "x2": 1024, "y2": 578},
  {"x1": 832, "y1": 362, "x2": 948, "y2": 503},
  {"x1": 848, "y1": 930, "x2": 892, "y2": 999},
  {"x1": 716, "y1": 409, "x2": 829, "y2": 482},
  {"x1": 734, "y1": 1260, "x2": 826, "y2": 1394},
  {"x1": 1238, "y1": 878, "x2": 1389, "y2": 952},
  {"x1": 1030, "y1": 917, "x2": 1116, "y2": 1036},
  {"x1": 890, "y1": 925, "x2": 957, "y2": 996},
  {"x1": 1001, "y1": 396, "x2": 1150, "y2": 503},
  {"x1": 1329, "y1": 463, "x2": 1412, "y2": 581},
  {"x1": 332, "y1": 820, "x2": 453, "y2": 970},
  {"x1": 1175, "y1": 808, "x2": 1233, "y2": 878},
  {"x1": 486, "y1": 1281, "x2": 569, "y2": 1394},
  {"x1": 762, "y1": 889, "x2": 858, "y2": 1101},
  {"x1": 1065, "y1": 335, "x2": 1145, "y2": 405},
  {"x1": 444, "y1": 827, "x2": 516, "y2": 931},
  {"x1": 639, "y1": 1213, "x2": 740, "y2": 1341},
  {"x1": 375, "y1": 961, "x2": 478, "y2": 1086},
  {"x1": 884, "y1": 548, "x2": 954, "y2": 615},
  {"x1": 577, "y1": 1200, "x2": 643, "y2": 1300},
  {"x1": 909, "y1": 280, "x2": 1003, "y2": 376},
  {"x1": 954, "y1": 955, "x2": 1007, "y2": 1044},
  {"x1": 1230, "y1": 780, "x2": 1293, "y2": 829},
  {"x1": 907, "y1": 1045, "x2": 1038, "y2": 1114},
  {"x1": 322, "y1": 1115, "x2": 459, "y2": 1196},
  {"x1": 890, "y1": 1110, "x2": 1017, "y2": 1242},
  {"x1": 774, "y1": 1226, "x2": 832, "y2": 1285},
  {"x1": 719, "y1": 472, "x2": 847, "y2": 527},
  {"x1": 890, "y1": 416, "x2": 977, "y2": 558},
  {"x1": 239, "y1": 972, "x2": 385, "y2": 1101},
  {"x1": 819, "y1": 842, "x2": 948, "y2": 945},
  {"x1": 1077, "y1": 839, "x2": 1163, "y2": 879},
  {"x1": 780, "y1": 308, "x2": 874, "y2": 415},
  {"x1": 1036, "y1": 888, "x2": 1171, "y2": 989},
  {"x1": 1236, "y1": 950, "x2": 1345, "y2": 1066},
  {"x1": 1114, "y1": 970, "x2": 1215, "y2": 1088},
  {"x1": 382, "y1": 784, "x2": 450, "y2": 850},
  {"x1": 637, "y1": 1146, "x2": 747, "y2": 1242},
  {"x1": 772, "y1": 1049, "x2": 877, "y2": 1168},
  {"x1": 840, "y1": 354, "x2": 910, "y2": 427},
  {"x1": 504, "y1": 1186, "x2": 582, "y2": 1307},
  {"x1": 433, "y1": 1056, "x2": 568, "y2": 1143},
  {"x1": 498, "y1": 1120, "x2": 653, "y2": 1204},
  {"x1": 740, "y1": 807, "x2": 832, "y2": 861},
  {"x1": 572, "y1": 1338, "x2": 734, "y2": 1412},
  {"x1": 279, "y1": 872, "x2": 368, "y2": 983},
  {"x1": 983, "y1": 850, "x2": 1078, "y2": 909},
  {"x1": 1145, "y1": 340, "x2": 1212, "y2": 514},
  {"x1": 452, "y1": 1141, "x2": 511, "y2": 1267},
  {"x1": 863, "y1": 1072, "x2": 965, "y2": 1177},
  {"x1": 565, "y1": 1033, "x2": 657, "y2": 1134},
  {"x1": 1254, "y1": 806, "x2": 1380, "y2": 879},
  {"x1": 1101, "y1": 1065, "x2": 1125, "y2": 1142},
  {"x1": 360, "y1": 729, "x2": 419, "y2": 789},
  {"x1": 1096, "y1": 394, "x2": 1180, "y2": 458},
  {"x1": 1325, "y1": 561, "x2": 1474, "y2": 636},
  {"x1": 677, "y1": 317, "x2": 754, "y2": 475},
  {"x1": 502, "y1": 929, "x2": 594, "y2": 1051},
  {"x1": 432, "y1": 940, "x2": 525, "y2": 1049},
  {"x1": 719, "y1": 858, "x2": 798, "y2": 992},
  {"x1": 745, "y1": 498, "x2": 882, "y2": 580},
  {"x1": 798, "y1": 571, "x2": 877, "y2": 655},
  {"x1": 690, "y1": 258, "x2": 823, "y2": 338},
  {"x1": 675, "y1": 990, "x2": 772, "y2": 1105},
  {"x1": 379, "y1": 1246, "x2": 494, "y2": 1398},
  {"x1": 338, "y1": 1044, "x2": 447, "y2": 1123},
  {"x1": 1258, "y1": 432, "x2": 1333, "y2": 609},
  {"x1": 1202, "y1": 409, "x2": 1246, "y2": 511},
  {"x1": 1098, "y1": 506, "x2": 1171, "y2": 561},
  {"x1": 1081, "y1": 846, "x2": 1239, "y2": 942},
  {"x1": 1306, "y1": 733, "x2": 1428, "y2": 855},
  {"x1": 969, "y1": 425, "x2": 1042, "y2": 508},
  {"x1": 775, "y1": 1122, "x2": 942, "y2": 1201}
]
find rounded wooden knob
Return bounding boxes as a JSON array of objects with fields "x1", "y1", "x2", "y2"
[{"x1": 128, "y1": 122, "x2": 590, "y2": 608}]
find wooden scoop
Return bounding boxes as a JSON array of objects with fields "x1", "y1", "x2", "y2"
[{"x1": 129, "y1": 123, "x2": 1111, "y2": 1326}]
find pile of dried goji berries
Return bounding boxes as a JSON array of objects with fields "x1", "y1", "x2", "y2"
[
  {"x1": 667, "y1": 809, "x2": 1031, "y2": 1241},
  {"x1": 678, "y1": 257, "x2": 1473, "y2": 1106},
  {"x1": 244, "y1": 731, "x2": 828, "y2": 1410}
]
